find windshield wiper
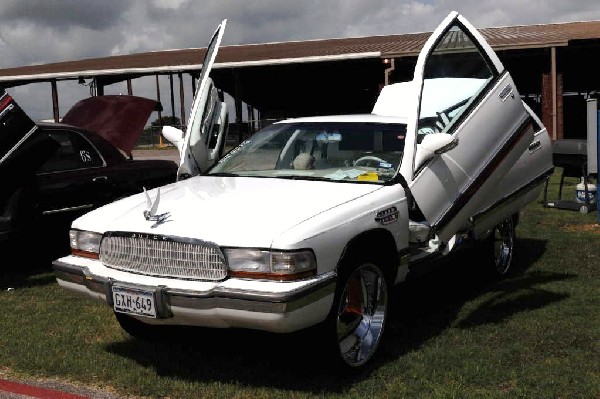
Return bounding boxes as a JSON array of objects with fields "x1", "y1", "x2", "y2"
[
  {"x1": 206, "y1": 172, "x2": 239, "y2": 177},
  {"x1": 275, "y1": 175, "x2": 331, "y2": 181}
]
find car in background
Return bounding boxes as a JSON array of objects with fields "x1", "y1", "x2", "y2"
[
  {"x1": 53, "y1": 13, "x2": 554, "y2": 370},
  {"x1": 0, "y1": 90, "x2": 178, "y2": 256}
]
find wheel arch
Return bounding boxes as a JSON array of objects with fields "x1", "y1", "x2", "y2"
[{"x1": 337, "y1": 228, "x2": 399, "y2": 282}]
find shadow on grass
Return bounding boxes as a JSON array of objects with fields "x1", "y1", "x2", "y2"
[
  {"x1": 103, "y1": 237, "x2": 573, "y2": 394},
  {"x1": 0, "y1": 237, "x2": 63, "y2": 290}
]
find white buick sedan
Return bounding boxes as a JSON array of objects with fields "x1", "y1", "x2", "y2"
[{"x1": 53, "y1": 12, "x2": 553, "y2": 369}]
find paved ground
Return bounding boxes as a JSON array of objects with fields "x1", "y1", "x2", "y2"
[{"x1": 131, "y1": 148, "x2": 179, "y2": 162}]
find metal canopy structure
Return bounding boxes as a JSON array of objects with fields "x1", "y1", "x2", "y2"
[{"x1": 1, "y1": 19, "x2": 600, "y2": 140}]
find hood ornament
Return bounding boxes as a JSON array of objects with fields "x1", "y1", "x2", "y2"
[{"x1": 143, "y1": 187, "x2": 171, "y2": 228}]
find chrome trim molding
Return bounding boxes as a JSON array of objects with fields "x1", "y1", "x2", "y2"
[
  {"x1": 471, "y1": 167, "x2": 554, "y2": 224},
  {"x1": 0, "y1": 125, "x2": 37, "y2": 165},
  {"x1": 42, "y1": 203, "x2": 94, "y2": 215},
  {"x1": 433, "y1": 115, "x2": 534, "y2": 231},
  {"x1": 52, "y1": 260, "x2": 336, "y2": 314}
]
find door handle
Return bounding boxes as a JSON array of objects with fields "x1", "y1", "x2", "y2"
[
  {"x1": 92, "y1": 176, "x2": 108, "y2": 183},
  {"x1": 528, "y1": 140, "x2": 541, "y2": 153}
]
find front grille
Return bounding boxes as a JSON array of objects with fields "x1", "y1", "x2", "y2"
[{"x1": 99, "y1": 232, "x2": 228, "y2": 281}]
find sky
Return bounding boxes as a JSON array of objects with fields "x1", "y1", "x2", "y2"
[{"x1": 1, "y1": 0, "x2": 600, "y2": 123}]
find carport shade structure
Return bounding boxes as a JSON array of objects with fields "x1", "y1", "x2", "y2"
[{"x1": 0, "y1": 19, "x2": 600, "y2": 141}]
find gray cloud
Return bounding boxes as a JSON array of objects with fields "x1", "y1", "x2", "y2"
[{"x1": 0, "y1": 0, "x2": 130, "y2": 30}]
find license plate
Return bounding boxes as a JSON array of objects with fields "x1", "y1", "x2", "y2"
[{"x1": 112, "y1": 284, "x2": 157, "y2": 318}]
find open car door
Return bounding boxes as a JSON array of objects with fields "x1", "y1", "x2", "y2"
[
  {"x1": 164, "y1": 19, "x2": 229, "y2": 180},
  {"x1": 400, "y1": 11, "x2": 537, "y2": 243},
  {"x1": 0, "y1": 88, "x2": 59, "y2": 241}
]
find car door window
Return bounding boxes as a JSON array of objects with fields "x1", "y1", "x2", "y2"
[
  {"x1": 39, "y1": 130, "x2": 103, "y2": 173},
  {"x1": 417, "y1": 23, "x2": 495, "y2": 142}
]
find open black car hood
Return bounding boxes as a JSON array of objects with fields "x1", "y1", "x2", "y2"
[{"x1": 61, "y1": 95, "x2": 160, "y2": 157}]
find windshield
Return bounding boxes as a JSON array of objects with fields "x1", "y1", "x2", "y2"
[{"x1": 208, "y1": 121, "x2": 406, "y2": 183}]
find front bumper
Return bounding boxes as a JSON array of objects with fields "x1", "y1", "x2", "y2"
[{"x1": 52, "y1": 255, "x2": 336, "y2": 333}]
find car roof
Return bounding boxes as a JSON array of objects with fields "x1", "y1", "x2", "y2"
[
  {"x1": 275, "y1": 113, "x2": 408, "y2": 125},
  {"x1": 36, "y1": 121, "x2": 128, "y2": 162}
]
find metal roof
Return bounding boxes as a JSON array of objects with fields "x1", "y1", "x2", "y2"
[{"x1": 1, "y1": 19, "x2": 599, "y2": 84}]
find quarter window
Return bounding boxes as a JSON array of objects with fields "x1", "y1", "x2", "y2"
[{"x1": 39, "y1": 130, "x2": 103, "y2": 173}]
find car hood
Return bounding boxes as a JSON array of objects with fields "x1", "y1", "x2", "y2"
[
  {"x1": 73, "y1": 176, "x2": 382, "y2": 248},
  {"x1": 61, "y1": 95, "x2": 160, "y2": 157}
]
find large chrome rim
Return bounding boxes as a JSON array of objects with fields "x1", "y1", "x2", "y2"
[
  {"x1": 336, "y1": 263, "x2": 387, "y2": 368},
  {"x1": 493, "y1": 218, "x2": 514, "y2": 275}
]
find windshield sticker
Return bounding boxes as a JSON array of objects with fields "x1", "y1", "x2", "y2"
[
  {"x1": 325, "y1": 169, "x2": 366, "y2": 180},
  {"x1": 357, "y1": 172, "x2": 379, "y2": 181}
]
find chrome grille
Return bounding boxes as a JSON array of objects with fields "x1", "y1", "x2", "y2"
[{"x1": 99, "y1": 233, "x2": 228, "y2": 281}]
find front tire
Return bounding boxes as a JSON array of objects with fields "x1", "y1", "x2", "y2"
[{"x1": 329, "y1": 261, "x2": 389, "y2": 369}]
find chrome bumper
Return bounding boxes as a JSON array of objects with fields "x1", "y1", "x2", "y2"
[{"x1": 52, "y1": 258, "x2": 336, "y2": 332}]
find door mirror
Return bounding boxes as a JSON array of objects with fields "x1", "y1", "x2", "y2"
[
  {"x1": 414, "y1": 133, "x2": 457, "y2": 171},
  {"x1": 162, "y1": 125, "x2": 185, "y2": 157}
]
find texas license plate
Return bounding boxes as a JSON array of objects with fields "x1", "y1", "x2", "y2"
[{"x1": 112, "y1": 284, "x2": 157, "y2": 318}]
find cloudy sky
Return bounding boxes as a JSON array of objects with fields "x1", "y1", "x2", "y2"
[{"x1": 1, "y1": 0, "x2": 600, "y2": 122}]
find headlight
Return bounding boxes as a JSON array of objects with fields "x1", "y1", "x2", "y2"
[
  {"x1": 69, "y1": 230, "x2": 102, "y2": 259},
  {"x1": 224, "y1": 248, "x2": 316, "y2": 281}
]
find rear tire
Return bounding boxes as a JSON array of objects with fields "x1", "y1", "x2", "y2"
[
  {"x1": 326, "y1": 259, "x2": 389, "y2": 369},
  {"x1": 482, "y1": 216, "x2": 516, "y2": 277}
]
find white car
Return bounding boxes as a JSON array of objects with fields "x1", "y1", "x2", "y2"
[{"x1": 53, "y1": 12, "x2": 553, "y2": 369}]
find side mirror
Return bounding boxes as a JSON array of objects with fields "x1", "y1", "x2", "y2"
[
  {"x1": 414, "y1": 133, "x2": 458, "y2": 171},
  {"x1": 162, "y1": 125, "x2": 185, "y2": 157}
]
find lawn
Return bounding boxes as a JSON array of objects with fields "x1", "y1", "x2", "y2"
[{"x1": 0, "y1": 170, "x2": 598, "y2": 399}]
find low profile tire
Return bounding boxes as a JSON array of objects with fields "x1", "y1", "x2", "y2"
[
  {"x1": 327, "y1": 260, "x2": 389, "y2": 369},
  {"x1": 482, "y1": 216, "x2": 516, "y2": 277}
]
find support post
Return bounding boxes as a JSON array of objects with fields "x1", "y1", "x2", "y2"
[
  {"x1": 127, "y1": 78, "x2": 133, "y2": 95},
  {"x1": 156, "y1": 74, "x2": 164, "y2": 147},
  {"x1": 384, "y1": 58, "x2": 395, "y2": 86},
  {"x1": 233, "y1": 70, "x2": 244, "y2": 143},
  {"x1": 169, "y1": 74, "x2": 176, "y2": 125},
  {"x1": 551, "y1": 47, "x2": 557, "y2": 141},
  {"x1": 51, "y1": 80, "x2": 60, "y2": 122},
  {"x1": 247, "y1": 103, "x2": 253, "y2": 134},
  {"x1": 178, "y1": 72, "x2": 185, "y2": 127},
  {"x1": 96, "y1": 79, "x2": 104, "y2": 96}
]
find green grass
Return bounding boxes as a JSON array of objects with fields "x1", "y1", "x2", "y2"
[{"x1": 0, "y1": 169, "x2": 598, "y2": 398}]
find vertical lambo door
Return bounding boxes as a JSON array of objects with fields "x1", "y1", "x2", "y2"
[
  {"x1": 172, "y1": 19, "x2": 229, "y2": 180},
  {"x1": 400, "y1": 11, "x2": 537, "y2": 243},
  {"x1": 0, "y1": 89, "x2": 58, "y2": 242}
]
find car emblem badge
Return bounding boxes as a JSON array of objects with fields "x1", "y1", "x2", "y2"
[{"x1": 143, "y1": 187, "x2": 171, "y2": 228}]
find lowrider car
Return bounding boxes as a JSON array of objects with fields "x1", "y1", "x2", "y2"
[
  {"x1": 0, "y1": 91, "x2": 178, "y2": 255},
  {"x1": 52, "y1": 13, "x2": 554, "y2": 369}
]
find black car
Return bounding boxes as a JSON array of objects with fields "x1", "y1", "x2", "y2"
[{"x1": 0, "y1": 88, "x2": 178, "y2": 256}]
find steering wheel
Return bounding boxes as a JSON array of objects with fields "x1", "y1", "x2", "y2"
[{"x1": 353, "y1": 156, "x2": 388, "y2": 168}]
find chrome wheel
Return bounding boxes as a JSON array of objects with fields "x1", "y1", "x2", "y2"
[
  {"x1": 335, "y1": 263, "x2": 388, "y2": 368},
  {"x1": 492, "y1": 217, "x2": 515, "y2": 275}
]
